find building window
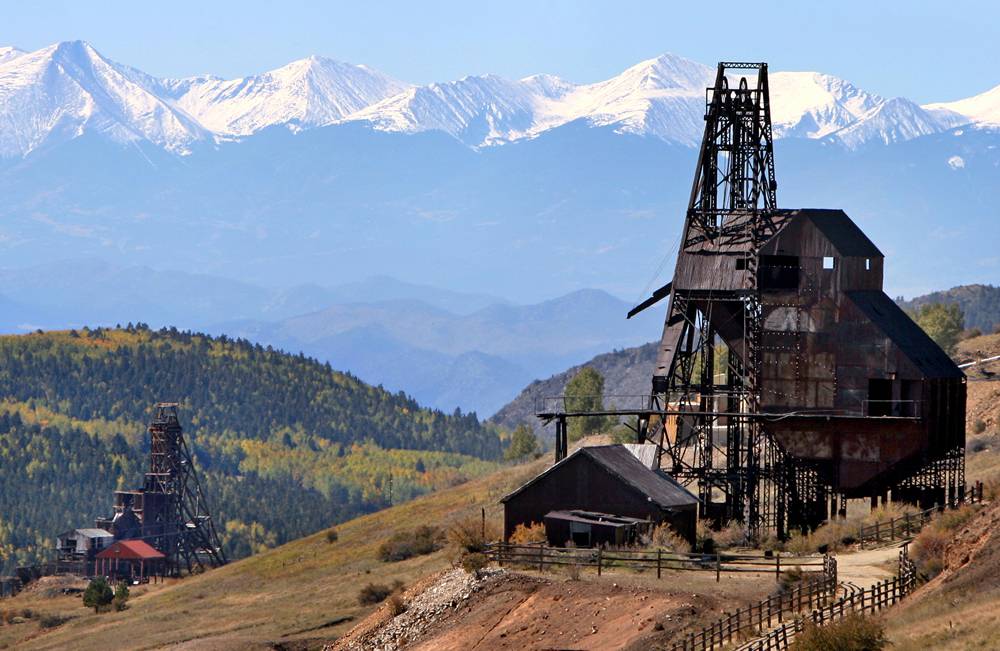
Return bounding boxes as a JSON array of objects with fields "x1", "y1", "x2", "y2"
[
  {"x1": 823, "y1": 256, "x2": 835, "y2": 270},
  {"x1": 865, "y1": 258, "x2": 871, "y2": 271},
  {"x1": 758, "y1": 255, "x2": 799, "y2": 290}
]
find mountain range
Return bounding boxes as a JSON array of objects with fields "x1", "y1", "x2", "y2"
[
  {"x1": 1, "y1": 41, "x2": 998, "y2": 416},
  {"x1": 1, "y1": 41, "x2": 995, "y2": 157}
]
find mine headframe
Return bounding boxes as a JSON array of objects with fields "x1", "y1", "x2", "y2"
[
  {"x1": 143, "y1": 403, "x2": 227, "y2": 573},
  {"x1": 644, "y1": 62, "x2": 791, "y2": 541}
]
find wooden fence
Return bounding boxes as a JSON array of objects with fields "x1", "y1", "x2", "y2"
[
  {"x1": 665, "y1": 556, "x2": 838, "y2": 651},
  {"x1": 734, "y1": 549, "x2": 917, "y2": 651},
  {"x1": 485, "y1": 543, "x2": 826, "y2": 581},
  {"x1": 858, "y1": 481, "x2": 984, "y2": 548}
]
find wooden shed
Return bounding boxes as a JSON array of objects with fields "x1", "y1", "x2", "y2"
[{"x1": 501, "y1": 444, "x2": 698, "y2": 546}]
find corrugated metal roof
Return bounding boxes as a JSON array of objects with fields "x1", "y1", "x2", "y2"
[
  {"x1": 621, "y1": 443, "x2": 659, "y2": 469},
  {"x1": 74, "y1": 529, "x2": 114, "y2": 538},
  {"x1": 502, "y1": 444, "x2": 698, "y2": 508},
  {"x1": 848, "y1": 290, "x2": 964, "y2": 378}
]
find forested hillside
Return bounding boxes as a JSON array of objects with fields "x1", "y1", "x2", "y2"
[
  {"x1": 0, "y1": 325, "x2": 501, "y2": 572},
  {"x1": 898, "y1": 284, "x2": 1000, "y2": 333}
]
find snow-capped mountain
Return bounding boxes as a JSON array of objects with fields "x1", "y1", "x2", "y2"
[
  {"x1": 535, "y1": 54, "x2": 714, "y2": 146},
  {"x1": 0, "y1": 46, "x2": 24, "y2": 64},
  {"x1": 346, "y1": 54, "x2": 715, "y2": 147},
  {"x1": 156, "y1": 56, "x2": 410, "y2": 136},
  {"x1": 767, "y1": 72, "x2": 944, "y2": 145},
  {"x1": 2, "y1": 41, "x2": 999, "y2": 157},
  {"x1": 924, "y1": 83, "x2": 1000, "y2": 128},
  {"x1": 0, "y1": 41, "x2": 209, "y2": 157},
  {"x1": 346, "y1": 74, "x2": 552, "y2": 147}
]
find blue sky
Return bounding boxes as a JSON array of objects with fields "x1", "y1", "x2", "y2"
[{"x1": 5, "y1": 0, "x2": 998, "y2": 103}]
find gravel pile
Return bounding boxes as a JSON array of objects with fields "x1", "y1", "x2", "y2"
[{"x1": 333, "y1": 567, "x2": 506, "y2": 651}]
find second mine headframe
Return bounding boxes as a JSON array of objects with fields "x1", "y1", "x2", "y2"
[
  {"x1": 636, "y1": 62, "x2": 966, "y2": 540},
  {"x1": 143, "y1": 403, "x2": 227, "y2": 573},
  {"x1": 101, "y1": 403, "x2": 227, "y2": 574}
]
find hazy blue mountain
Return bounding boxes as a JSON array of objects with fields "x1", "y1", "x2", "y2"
[
  {"x1": 213, "y1": 288, "x2": 661, "y2": 416},
  {"x1": 2, "y1": 121, "x2": 997, "y2": 305}
]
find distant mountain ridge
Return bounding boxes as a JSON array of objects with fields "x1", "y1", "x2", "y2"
[
  {"x1": 897, "y1": 284, "x2": 1000, "y2": 333},
  {"x1": 3, "y1": 40, "x2": 1000, "y2": 156},
  {"x1": 0, "y1": 260, "x2": 658, "y2": 416}
]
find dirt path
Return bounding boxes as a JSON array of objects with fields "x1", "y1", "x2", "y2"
[{"x1": 835, "y1": 543, "x2": 904, "y2": 588}]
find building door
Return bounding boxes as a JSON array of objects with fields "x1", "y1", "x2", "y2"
[{"x1": 868, "y1": 379, "x2": 892, "y2": 416}]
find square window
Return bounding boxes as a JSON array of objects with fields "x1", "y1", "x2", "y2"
[{"x1": 823, "y1": 256, "x2": 835, "y2": 270}]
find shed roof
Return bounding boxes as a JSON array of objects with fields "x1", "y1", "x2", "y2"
[
  {"x1": 847, "y1": 291, "x2": 964, "y2": 378},
  {"x1": 95, "y1": 539, "x2": 166, "y2": 560},
  {"x1": 771, "y1": 209, "x2": 883, "y2": 258},
  {"x1": 58, "y1": 528, "x2": 113, "y2": 539},
  {"x1": 501, "y1": 444, "x2": 698, "y2": 509}
]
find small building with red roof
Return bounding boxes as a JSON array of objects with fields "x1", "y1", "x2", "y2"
[{"x1": 95, "y1": 539, "x2": 167, "y2": 583}]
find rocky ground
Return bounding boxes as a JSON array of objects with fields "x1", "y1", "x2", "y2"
[{"x1": 327, "y1": 564, "x2": 769, "y2": 651}]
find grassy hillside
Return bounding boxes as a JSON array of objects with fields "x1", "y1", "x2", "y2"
[
  {"x1": 0, "y1": 456, "x2": 547, "y2": 650},
  {"x1": 0, "y1": 325, "x2": 502, "y2": 572}
]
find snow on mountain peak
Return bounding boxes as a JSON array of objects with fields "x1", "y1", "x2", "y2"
[
  {"x1": 0, "y1": 40, "x2": 209, "y2": 157},
  {"x1": 165, "y1": 55, "x2": 411, "y2": 136},
  {"x1": 924, "y1": 82, "x2": 1000, "y2": 128},
  {"x1": 0, "y1": 43, "x2": 982, "y2": 156},
  {"x1": 0, "y1": 46, "x2": 25, "y2": 64}
]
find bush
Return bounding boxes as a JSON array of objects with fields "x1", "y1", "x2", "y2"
[
  {"x1": 713, "y1": 520, "x2": 747, "y2": 549},
  {"x1": 325, "y1": 529, "x2": 339, "y2": 544},
  {"x1": 643, "y1": 523, "x2": 691, "y2": 554},
  {"x1": 83, "y1": 577, "x2": 114, "y2": 613},
  {"x1": 791, "y1": 613, "x2": 888, "y2": 650},
  {"x1": 777, "y1": 567, "x2": 805, "y2": 594},
  {"x1": 447, "y1": 515, "x2": 498, "y2": 554},
  {"x1": 910, "y1": 505, "x2": 979, "y2": 579},
  {"x1": 358, "y1": 583, "x2": 392, "y2": 605},
  {"x1": 112, "y1": 582, "x2": 129, "y2": 611},
  {"x1": 386, "y1": 593, "x2": 407, "y2": 617},
  {"x1": 460, "y1": 552, "x2": 489, "y2": 575},
  {"x1": 377, "y1": 525, "x2": 443, "y2": 562},
  {"x1": 39, "y1": 614, "x2": 70, "y2": 629},
  {"x1": 509, "y1": 522, "x2": 547, "y2": 544}
]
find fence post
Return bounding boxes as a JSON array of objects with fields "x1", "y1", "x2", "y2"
[
  {"x1": 597, "y1": 548, "x2": 602, "y2": 577},
  {"x1": 498, "y1": 542, "x2": 504, "y2": 567},
  {"x1": 775, "y1": 552, "x2": 780, "y2": 582},
  {"x1": 890, "y1": 517, "x2": 895, "y2": 540},
  {"x1": 538, "y1": 544, "x2": 544, "y2": 573},
  {"x1": 716, "y1": 553, "x2": 721, "y2": 583},
  {"x1": 657, "y1": 548, "x2": 662, "y2": 580}
]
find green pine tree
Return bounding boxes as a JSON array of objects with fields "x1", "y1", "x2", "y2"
[{"x1": 504, "y1": 425, "x2": 540, "y2": 460}]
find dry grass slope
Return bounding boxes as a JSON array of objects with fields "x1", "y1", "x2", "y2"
[{"x1": 0, "y1": 458, "x2": 546, "y2": 650}]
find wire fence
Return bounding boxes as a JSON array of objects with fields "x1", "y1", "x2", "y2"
[{"x1": 485, "y1": 542, "x2": 825, "y2": 581}]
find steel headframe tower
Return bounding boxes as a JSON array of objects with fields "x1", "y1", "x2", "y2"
[
  {"x1": 648, "y1": 62, "x2": 792, "y2": 540},
  {"x1": 143, "y1": 403, "x2": 227, "y2": 573}
]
